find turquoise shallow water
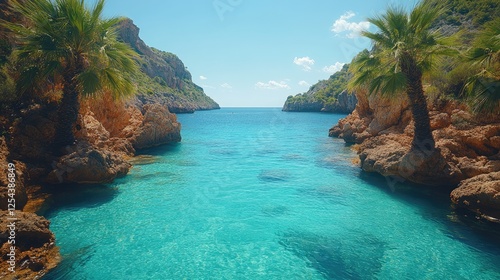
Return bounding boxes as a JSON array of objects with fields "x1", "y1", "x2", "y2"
[{"x1": 45, "y1": 108, "x2": 500, "y2": 279}]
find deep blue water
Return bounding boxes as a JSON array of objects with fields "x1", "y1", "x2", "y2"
[{"x1": 45, "y1": 108, "x2": 500, "y2": 279}]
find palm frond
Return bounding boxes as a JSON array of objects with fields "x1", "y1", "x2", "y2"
[
  {"x1": 464, "y1": 74, "x2": 500, "y2": 114},
  {"x1": 3, "y1": 0, "x2": 139, "y2": 100}
]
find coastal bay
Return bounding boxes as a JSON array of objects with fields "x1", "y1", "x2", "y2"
[{"x1": 44, "y1": 109, "x2": 500, "y2": 279}]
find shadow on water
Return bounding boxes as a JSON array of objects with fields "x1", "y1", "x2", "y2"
[
  {"x1": 298, "y1": 186, "x2": 349, "y2": 207},
  {"x1": 135, "y1": 142, "x2": 181, "y2": 157},
  {"x1": 358, "y1": 171, "x2": 500, "y2": 254},
  {"x1": 42, "y1": 245, "x2": 95, "y2": 280},
  {"x1": 44, "y1": 184, "x2": 119, "y2": 218},
  {"x1": 258, "y1": 169, "x2": 292, "y2": 183},
  {"x1": 278, "y1": 229, "x2": 387, "y2": 280},
  {"x1": 261, "y1": 205, "x2": 290, "y2": 217}
]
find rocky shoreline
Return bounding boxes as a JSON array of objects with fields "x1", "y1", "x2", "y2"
[
  {"x1": 330, "y1": 89, "x2": 500, "y2": 222},
  {"x1": 0, "y1": 95, "x2": 184, "y2": 279}
]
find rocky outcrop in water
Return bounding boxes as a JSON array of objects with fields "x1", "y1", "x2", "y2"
[
  {"x1": 450, "y1": 172, "x2": 500, "y2": 223},
  {"x1": 46, "y1": 140, "x2": 131, "y2": 184},
  {"x1": 330, "y1": 89, "x2": 500, "y2": 221},
  {"x1": 130, "y1": 104, "x2": 181, "y2": 149}
]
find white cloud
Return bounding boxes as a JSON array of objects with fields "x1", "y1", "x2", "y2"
[
  {"x1": 255, "y1": 80, "x2": 291, "y2": 90},
  {"x1": 298, "y1": 80, "x2": 310, "y2": 87},
  {"x1": 323, "y1": 62, "x2": 346, "y2": 74},
  {"x1": 293, "y1": 56, "x2": 315, "y2": 71},
  {"x1": 220, "y1": 83, "x2": 232, "y2": 89},
  {"x1": 200, "y1": 75, "x2": 208, "y2": 80},
  {"x1": 331, "y1": 11, "x2": 370, "y2": 38}
]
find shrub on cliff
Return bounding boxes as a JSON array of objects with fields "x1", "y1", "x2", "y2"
[{"x1": 2, "y1": 0, "x2": 139, "y2": 150}]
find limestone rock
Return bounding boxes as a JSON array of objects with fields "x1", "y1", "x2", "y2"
[
  {"x1": 359, "y1": 136, "x2": 464, "y2": 187},
  {"x1": 46, "y1": 141, "x2": 130, "y2": 184},
  {"x1": 0, "y1": 137, "x2": 28, "y2": 210},
  {"x1": 131, "y1": 104, "x2": 181, "y2": 150},
  {"x1": 116, "y1": 18, "x2": 219, "y2": 112},
  {"x1": 75, "y1": 113, "x2": 110, "y2": 145},
  {"x1": 366, "y1": 94, "x2": 409, "y2": 135},
  {"x1": 451, "y1": 172, "x2": 500, "y2": 222},
  {"x1": 430, "y1": 112, "x2": 451, "y2": 130},
  {"x1": 331, "y1": 89, "x2": 500, "y2": 186},
  {"x1": 0, "y1": 211, "x2": 59, "y2": 279},
  {"x1": 0, "y1": 211, "x2": 53, "y2": 250},
  {"x1": 8, "y1": 103, "x2": 57, "y2": 165}
]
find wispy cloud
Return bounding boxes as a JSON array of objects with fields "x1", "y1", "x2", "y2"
[
  {"x1": 298, "y1": 80, "x2": 310, "y2": 87},
  {"x1": 293, "y1": 56, "x2": 315, "y2": 71},
  {"x1": 220, "y1": 83, "x2": 232, "y2": 89},
  {"x1": 201, "y1": 84, "x2": 216, "y2": 89},
  {"x1": 331, "y1": 11, "x2": 370, "y2": 38},
  {"x1": 255, "y1": 80, "x2": 291, "y2": 90},
  {"x1": 200, "y1": 75, "x2": 208, "y2": 80},
  {"x1": 323, "y1": 62, "x2": 346, "y2": 74}
]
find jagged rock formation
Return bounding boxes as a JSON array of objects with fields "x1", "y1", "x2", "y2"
[
  {"x1": 46, "y1": 140, "x2": 131, "y2": 184},
  {"x1": 130, "y1": 104, "x2": 181, "y2": 149},
  {"x1": 330, "y1": 89, "x2": 500, "y2": 220},
  {"x1": 282, "y1": 64, "x2": 356, "y2": 113},
  {"x1": 116, "y1": 18, "x2": 220, "y2": 113}
]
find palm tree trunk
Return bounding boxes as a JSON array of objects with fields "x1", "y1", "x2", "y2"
[
  {"x1": 401, "y1": 54, "x2": 435, "y2": 152},
  {"x1": 53, "y1": 83, "x2": 79, "y2": 149},
  {"x1": 53, "y1": 66, "x2": 81, "y2": 151}
]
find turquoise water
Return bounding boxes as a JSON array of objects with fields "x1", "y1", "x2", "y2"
[{"x1": 45, "y1": 108, "x2": 500, "y2": 279}]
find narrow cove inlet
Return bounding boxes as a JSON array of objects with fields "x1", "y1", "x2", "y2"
[{"x1": 43, "y1": 108, "x2": 500, "y2": 279}]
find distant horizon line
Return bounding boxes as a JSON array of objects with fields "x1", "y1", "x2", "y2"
[{"x1": 217, "y1": 106, "x2": 283, "y2": 108}]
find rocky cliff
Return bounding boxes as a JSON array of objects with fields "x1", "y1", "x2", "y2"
[
  {"x1": 330, "y1": 90, "x2": 500, "y2": 222},
  {"x1": 116, "y1": 18, "x2": 220, "y2": 113},
  {"x1": 0, "y1": 91, "x2": 182, "y2": 278},
  {"x1": 282, "y1": 64, "x2": 356, "y2": 113}
]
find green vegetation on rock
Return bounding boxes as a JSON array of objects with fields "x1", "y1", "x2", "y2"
[
  {"x1": 115, "y1": 18, "x2": 219, "y2": 113},
  {"x1": 283, "y1": 64, "x2": 356, "y2": 113},
  {"x1": 431, "y1": 0, "x2": 500, "y2": 27}
]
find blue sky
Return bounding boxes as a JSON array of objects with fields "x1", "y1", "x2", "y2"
[{"x1": 99, "y1": 0, "x2": 416, "y2": 107}]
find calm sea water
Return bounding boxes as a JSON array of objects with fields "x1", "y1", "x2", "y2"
[{"x1": 44, "y1": 108, "x2": 500, "y2": 279}]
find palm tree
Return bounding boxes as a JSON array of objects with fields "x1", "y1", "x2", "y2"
[
  {"x1": 4, "y1": 0, "x2": 138, "y2": 150},
  {"x1": 463, "y1": 18, "x2": 500, "y2": 114},
  {"x1": 348, "y1": 2, "x2": 454, "y2": 153}
]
